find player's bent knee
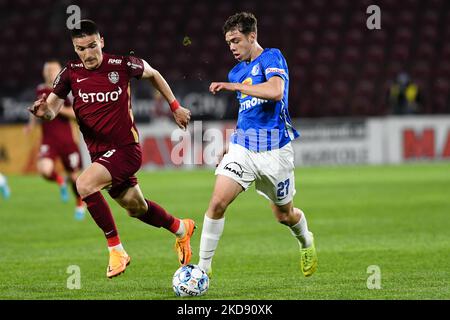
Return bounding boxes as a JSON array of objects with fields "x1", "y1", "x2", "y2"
[
  {"x1": 208, "y1": 197, "x2": 228, "y2": 218},
  {"x1": 273, "y1": 204, "x2": 299, "y2": 226},
  {"x1": 76, "y1": 178, "x2": 97, "y2": 199},
  {"x1": 127, "y1": 210, "x2": 141, "y2": 218}
]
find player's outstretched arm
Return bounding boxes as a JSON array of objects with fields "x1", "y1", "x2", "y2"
[
  {"x1": 141, "y1": 59, "x2": 191, "y2": 130},
  {"x1": 210, "y1": 76, "x2": 284, "y2": 101},
  {"x1": 28, "y1": 93, "x2": 65, "y2": 121}
]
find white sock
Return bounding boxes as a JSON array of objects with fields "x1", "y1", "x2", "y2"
[
  {"x1": 198, "y1": 215, "x2": 225, "y2": 272},
  {"x1": 175, "y1": 219, "x2": 186, "y2": 238},
  {"x1": 289, "y1": 208, "x2": 312, "y2": 248},
  {"x1": 108, "y1": 243, "x2": 124, "y2": 252}
]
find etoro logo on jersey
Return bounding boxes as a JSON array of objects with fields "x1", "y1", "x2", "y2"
[{"x1": 78, "y1": 87, "x2": 123, "y2": 103}]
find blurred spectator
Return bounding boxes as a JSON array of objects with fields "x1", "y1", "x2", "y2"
[{"x1": 388, "y1": 72, "x2": 423, "y2": 115}]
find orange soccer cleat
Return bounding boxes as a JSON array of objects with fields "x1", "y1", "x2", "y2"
[
  {"x1": 175, "y1": 219, "x2": 196, "y2": 266},
  {"x1": 106, "y1": 249, "x2": 131, "y2": 279}
]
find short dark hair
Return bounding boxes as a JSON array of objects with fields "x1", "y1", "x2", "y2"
[
  {"x1": 223, "y1": 12, "x2": 257, "y2": 35},
  {"x1": 70, "y1": 19, "x2": 100, "y2": 38}
]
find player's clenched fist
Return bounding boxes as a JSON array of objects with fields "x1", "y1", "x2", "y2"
[
  {"x1": 173, "y1": 106, "x2": 191, "y2": 130},
  {"x1": 209, "y1": 82, "x2": 236, "y2": 94}
]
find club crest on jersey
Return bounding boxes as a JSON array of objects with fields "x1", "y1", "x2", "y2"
[
  {"x1": 251, "y1": 64, "x2": 260, "y2": 76},
  {"x1": 52, "y1": 67, "x2": 66, "y2": 88},
  {"x1": 108, "y1": 72, "x2": 119, "y2": 84}
]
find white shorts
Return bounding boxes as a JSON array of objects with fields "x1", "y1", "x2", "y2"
[{"x1": 215, "y1": 142, "x2": 296, "y2": 205}]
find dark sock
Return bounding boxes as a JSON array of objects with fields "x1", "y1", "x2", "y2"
[
  {"x1": 83, "y1": 192, "x2": 118, "y2": 239},
  {"x1": 137, "y1": 199, "x2": 180, "y2": 233}
]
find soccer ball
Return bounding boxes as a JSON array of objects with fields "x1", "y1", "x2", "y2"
[{"x1": 172, "y1": 264, "x2": 209, "y2": 297}]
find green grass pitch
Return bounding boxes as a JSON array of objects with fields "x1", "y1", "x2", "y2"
[{"x1": 0, "y1": 163, "x2": 449, "y2": 300}]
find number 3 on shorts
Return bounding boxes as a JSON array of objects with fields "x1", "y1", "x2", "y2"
[{"x1": 277, "y1": 178, "x2": 290, "y2": 198}]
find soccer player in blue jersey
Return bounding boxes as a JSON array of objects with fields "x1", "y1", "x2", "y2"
[
  {"x1": 0, "y1": 172, "x2": 11, "y2": 199},
  {"x1": 198, "y1": 12, "x2": 318, "y2": 277}
]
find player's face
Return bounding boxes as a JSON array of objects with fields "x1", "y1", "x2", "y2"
[
  {"x1": 225, "y1": 30, "x2": 255, "y2": 62},
  {"x1": 72, "y1": 34, "x2": 104, "y2": 70},
  {"x1": 42, "y1": 62, "x2": 61, "y2": 85}
]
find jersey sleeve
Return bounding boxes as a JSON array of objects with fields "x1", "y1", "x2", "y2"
[
  {"x1": 52, "y1": 66, "x2": 71, "y2": 99},
  {"x1": 261, "y1": 51, "x2": 288, "y2": 82},
  {"x1": 125, "y1": 56, "x2": 145, "y2": 79}
]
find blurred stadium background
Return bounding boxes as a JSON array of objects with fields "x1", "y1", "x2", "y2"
[
  {"x1": 0, "y1": 0, "x2": 449, "y2": 300},
  {"x1": 1, "y1": 0, "x2": 450, "y2": 173},
  {"x1": 2, "y1": 0, "x2": 450, "y2": 115}
]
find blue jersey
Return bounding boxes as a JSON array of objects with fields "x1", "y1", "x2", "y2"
[{"x1": 228, "y1": 48, "x2": 299, "y2": 151}]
